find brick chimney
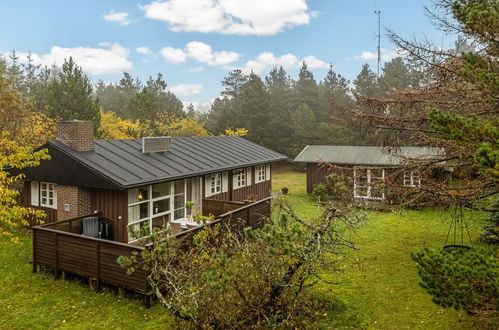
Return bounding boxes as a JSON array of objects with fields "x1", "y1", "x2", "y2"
[{"x1": 56, "y1": 120, "x2": 94, "y2": 152}]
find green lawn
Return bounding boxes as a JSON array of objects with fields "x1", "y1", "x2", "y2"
[
  {"x1": 0, "y1": 167, "x2": 487, "y2": 329},
  {"x1": 272, "y1": 166, "x2": 487, "y2": 329}
]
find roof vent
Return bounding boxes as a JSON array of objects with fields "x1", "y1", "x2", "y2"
[{"x1": 142, "y1": 137, "x2": 172, "y2": 153}]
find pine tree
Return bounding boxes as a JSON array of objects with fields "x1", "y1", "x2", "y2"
[
  {"x1": 43, "y1": 57, "x2": 100, "y2": 129},
  {"x1": 380, "y1": 57, "x2": 420, "y2": 92},
  {"x1": 353, "y1": 64, "x2": 380, "y2": 97},
  {"x1": 205, "y1": 97, "x2": 235, "y2": 134},
  {"x1": 319, "y1": 63, "x2": 353, "y2": 121},
  {"x1": 290, "y1": 103, "x2": 317, "y2": 154},
  {"x1": 237, "y1": 73, "x2": 273, "y2": 146},
  {"x1": 265, "y1": 66, "x2": 294, "y2": 152},
  {"x1": 186, "y1": 103, "x2": 196, "y2": 117},
  {"x1": 293, "y1": 61, "x2": 321, "y2": 117},
  {"x1": 23, "y1": 52, "x2": 40, "y2": 99},
  {"x1": 6, "y1": 50, "x2": 25, "y2": 94},
  {"x1": 221, "y1": 69, "x2": 248, "y2": 98}
]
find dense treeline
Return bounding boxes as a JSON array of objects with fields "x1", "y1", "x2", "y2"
[
  {"x1": 206, "y1": 58, "x2": 421, "y2": 155},
  {"x1": 1, "y1": 54, "x2": 205, "y2": 139},
  {"x1": 1, "y1": 49, "x2": 421, "y2": 155}
]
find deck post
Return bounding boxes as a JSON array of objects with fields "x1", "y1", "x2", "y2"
[
  {"x1": 143, "y1": 294, "x2": 152, "y2": 308},
  {"x1": 95, "y1": 241, "x2": 101, "y2": 291},
  {"x1": 32, "y1": 229, "x2": 37, "y2": 273},
  {"x1": 118, "y1": 287, "x2": 125, "y2": 298},
  {"x1": 246, "y1": 206, "x2": 250, "y2": 227},
  {"x1": 54, "y1": 232, "x2": 60, "y2": 279}
]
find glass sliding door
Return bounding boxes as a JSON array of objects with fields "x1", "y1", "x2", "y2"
[{"x1": 127, "y1": 179, "x2": 186, "y2": 242}]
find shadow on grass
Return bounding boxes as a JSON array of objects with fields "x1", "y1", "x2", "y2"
[{"x1": 297, "y1": 290, "x2": 362, "y2": 329}]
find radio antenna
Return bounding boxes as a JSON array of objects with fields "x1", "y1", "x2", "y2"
[{"x1": 374, "y1": 9, "x2": 381, "y2": 77}]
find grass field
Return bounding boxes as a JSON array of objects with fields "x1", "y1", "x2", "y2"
[{"x1": 0, "y1": 167, "x2": 488, "y2": 329}]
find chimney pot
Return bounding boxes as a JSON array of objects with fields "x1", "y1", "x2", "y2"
[{"x1": 56, "y1": 120, "x2": 94, "y2": 152}]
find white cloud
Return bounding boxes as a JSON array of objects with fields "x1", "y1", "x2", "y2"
[
  {"x1": 159, "y1": 46, "x2": 187, "y2": 63},
  {"x1": 354, "y1": 48, "x2": 406, "y2": 61},
  {"x1": 136, "y1": 46, "x2": 153, "y2": 55},
  {"x1": 185, "y1": 41, "x2": 239, "y2": 66},
  {"x1": 14, "y1": 43, "x2": 132, "y2": 75},
  {"x1": 183, "y1": 100, "x2": 213, "y2": 113},
  {"x1": 188, "y1": 66, "x2": 204, "y2": 72},
  {"x1": 170, "y1": 84, "x2": 203, "y2": 96},
  {"x1": 301, "y1": 55, "x2": 329, "y2": 69},
  {"x1": 102, "y1": 10, "x2": 131, "y2": 26},
  {"x1": 240, "y1": 51, "x2": 328, "y2": 74},
  {"x1": 159, "y1": 41, "x2": 239, "y2": 66},
  {"x1": 141, "y1": 0, "x2": 314, "y2": 36},
  {"x1": 136, "y1": 47, "x2": 157, "y2": 63}
]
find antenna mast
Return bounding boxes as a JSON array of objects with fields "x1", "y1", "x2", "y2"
[{"x1": 374, "y1": 9, "x2": 381, "y2": 77}]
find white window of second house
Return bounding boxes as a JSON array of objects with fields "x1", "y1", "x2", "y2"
[
  {"x1": 233, "y1": 169, "x2": 246, "y2": 189},
  {"x1": 404, "y1": 171, "x2": 421, "y2": 187},
  {"x1": 40, "y1": 182, "x2": 57, "y2": 208},
  {"x1": 353, "y1": 168, "x2": 385, "y2": 200},
  {"x1": 256, "y1": 165, "x2": 266, "y2": 183},
  {"x1": 209, "y1": 173, "x2": 222, "y2": 195}
]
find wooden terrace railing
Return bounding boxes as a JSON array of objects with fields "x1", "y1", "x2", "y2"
[{"x1": 32, "y1": 197, "x2": 272, "y2": 307}]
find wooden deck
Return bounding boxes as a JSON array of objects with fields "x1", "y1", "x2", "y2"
[{"x1": 32, "y1": 197, "x2": 272, "y2": 306}]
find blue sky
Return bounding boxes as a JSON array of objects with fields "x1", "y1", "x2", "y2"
[{"x1": 0, "y1": 0, "x2": 454, "y2": 112}]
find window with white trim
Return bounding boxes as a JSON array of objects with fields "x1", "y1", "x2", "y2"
[
  {"x1": 255, "y1": 165, "x2": 266, "y2": 183},
  {"x1": 233, "y1": 169, "x2": 246, "y2": 189},
  {"x1": 40, "y1": 182, "x2": 57, "y2": 208},
  {"x1": 209, "y1": 173, "x2": 222, "y2": 195},
  {"x1": 404, "y1": 171, "x2": 421, "y2": 187},
  {"x1": 127, "y1": 180, "x2": 185, "y2": 242},
  {"x1": 353, "y1": 168, "x2": 385, "y2": 200}
]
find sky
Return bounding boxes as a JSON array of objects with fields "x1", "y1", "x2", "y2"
[{"x1": 0, "y1": 0, "x2": 455, "y2": 112}]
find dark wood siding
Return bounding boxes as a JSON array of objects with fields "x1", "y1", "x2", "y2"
[
  {"x1": 205, "y1": 165, "x2": 272, "y2": 202},
  {"x1": 306, "y1": 163, "x2": 331, "y2": 194},
  {"x1": 22, "y1": 181, "x2": 58, "y2": 225},
  {"x1": 91, "y1": 189, "x2": 128, "y2": 243},
  {"x1": 232, "y1": 180, "x2": 271, "y2": 201}
]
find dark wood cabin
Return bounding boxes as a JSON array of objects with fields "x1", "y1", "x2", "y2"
[
  {"x1": 21, "y1": 120, "x2": 287, "y2": 244},
  {"x1": 294, "y1": 145, "x2": 447, "y2": 203},
  {"x1": 19, "y1": 120, "x2": 286, "y2": 305}
]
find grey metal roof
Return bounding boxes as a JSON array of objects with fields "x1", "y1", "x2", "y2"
[
  {"x1": 49, "y1": 136, "x2": 287, "y2": 188},
  {"x1": 294, "y1": 145, "x2": 444, "y2": 166}
]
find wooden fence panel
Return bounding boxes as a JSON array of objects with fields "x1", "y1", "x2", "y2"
[
  {"x1": 98, "y1": 242, "x2": 148, "y2": 292},
  {"x1": 202, "y1": 199, "x2": 245, "y2": 217},
  {"x1": 32, "y1": 198, "x2": 273, "y2": 300},
  {"x1": 57, "y1": 235, "x2": 98, "y2": 278}
]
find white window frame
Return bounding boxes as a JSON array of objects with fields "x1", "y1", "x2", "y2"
[
  {"x1": 127, "y1": 180, "x2": 186, "y2": 242},
  {"x1": 255, "y1": 165, "x2": 267, "y2": 183},
  {"x1": 40, "y1": 182, "x2": 57, "y2": 209},
  {"x1": 353, "y1": 168, "x2": 385, "y2": 200},
  {"x1": 210, "y1": 173, "x2": 222, "y2": 195},
  {"x1": 30, "y1": 181, "x2": 39, "y2": 206},
  {"x1": 233, "y1": 169, "x2": 247, "y2": 189},
  {"x1": 403, "y1": 171, "x2": 421, "y2": 188}
]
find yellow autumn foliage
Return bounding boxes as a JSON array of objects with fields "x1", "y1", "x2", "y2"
[
  {"x1": 99, "y1": 111, "x2": 210, "y2": 139},
  {"x1": 153, "y1": 115, "x2": 210, "y2": 137},
  {"x1": 0, "y1": 131, "x2": 50, "y2": 242},
  {"x1": 99, "y1": 110, "x2": 141, "y2": 139},
  {"x1": 223, "y1": 128, "x2": 249, "y2": 136},
  {"x1": 0, "y1": 66, "x2": 55, "y2": 147}
]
